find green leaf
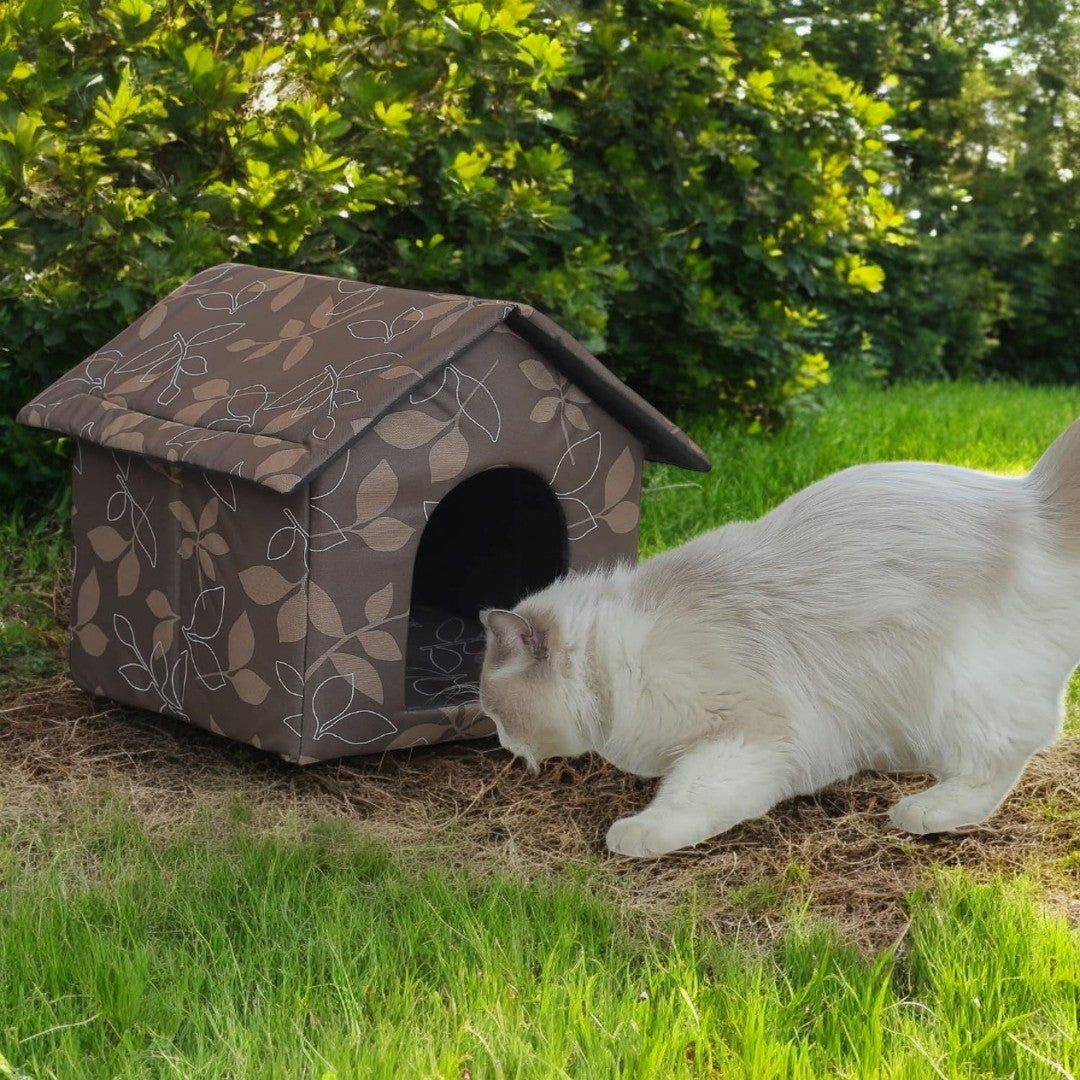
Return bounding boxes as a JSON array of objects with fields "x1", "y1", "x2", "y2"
[
  {"x1": 745, "y1": 69, "x2": 775, "y2": 99},
  {"x1": 93, "y1": 69, "x2": 144, "y2": 131},
  {"x1": 859, "y1": 98, "x2": 893, "y2": 127},
  {"x1": 492, "y1": 0, "x2": 535, "y2": 33},
  {"x1": 103, "y1": 0, "x2": 153, "y2": 28},
  {"x1": 730, "y1": 153, "x2": 759, "y2": 176},
  {"x1": 847, "y1": 259, "x2": 886, "y2": 293},
  {"x1": 374, "y1": 100, "x2": 413, "y2": 132},
  {"x1": 183, "y1": 42, "x2": 217, "y2": 79},
  {"x1": 19, "y1": 0, "x2": 63, "y2": 30},
  {"x1": 699, "y1": 5, "x2": 733, "y2": 45},
  {"x1": 516, "y1": 32, "x2": 566, "y2": 71},
  {"x1": 451, "y1": 2, "x2": 491, "y2": 32},
  {"x1": 2, "y1": 112, "x2": 50, "y2": 161},
  {"x1": 451, "y1": 145, "x2": 492, "y2": 182}
]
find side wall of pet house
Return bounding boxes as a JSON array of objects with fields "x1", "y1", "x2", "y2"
[{"x1": 70, "y1": 441, "x2": 311, "y2": 759}]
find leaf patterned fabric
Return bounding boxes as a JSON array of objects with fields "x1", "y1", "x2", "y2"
[
  {"x1": 19, "y1": 263, "x2": 709, "y2": 492},
  {"x1": 24, "y1": 264, "x2": 708, "y2": 761}
]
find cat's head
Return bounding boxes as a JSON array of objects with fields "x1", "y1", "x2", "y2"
[{"x1": 478, "y1": 605, "x2": 595, "y2": 771}]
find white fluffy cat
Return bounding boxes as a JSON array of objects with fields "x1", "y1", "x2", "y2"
[{"x1": 479, "y1": 418, "x2": 1080, "y2": 857}]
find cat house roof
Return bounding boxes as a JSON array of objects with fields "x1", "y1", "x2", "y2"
[{"x1": 19, "y1": 262, "x2": 710, "y2": 492}]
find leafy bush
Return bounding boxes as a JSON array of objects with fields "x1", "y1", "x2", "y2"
[
  {"x1": 787, "y1": 0, "x2": 1080, "y2": 385},
  {"x1": 1, "y1": 0, "x2": 901, "y2": 504}
]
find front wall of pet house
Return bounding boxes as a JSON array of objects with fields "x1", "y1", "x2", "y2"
[{"x1": 300, "y1": 328, "x2": 643, "y2": 760}]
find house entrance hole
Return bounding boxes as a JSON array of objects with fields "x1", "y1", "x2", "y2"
[{"x1": 405, "y1": 467, "x2": 568, "y2": 709}]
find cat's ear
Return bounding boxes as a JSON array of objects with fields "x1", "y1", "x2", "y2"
[{"x1": 480, "y1": 609, "x2": 546, "y2": 664}]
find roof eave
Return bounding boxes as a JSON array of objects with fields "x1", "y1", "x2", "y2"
[{"x1": 504, "y1": 306, "x2": 711, "y2": 473}]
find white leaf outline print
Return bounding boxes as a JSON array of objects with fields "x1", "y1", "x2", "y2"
[
  {"x1": 423, "y1": 643, "x2": 464, "y2": 675},
  {"x1": 454, "y1": 365, "x2": 501, "y2": 442},
  {"x1": 182, "y1": 322, "x2": 248, "y2": 348},
  {"x1": 407, "y1": 363, "x2": 502, "y2": 443},
  {"x1": 205, "y1": 473, "x2": 238, "y2": 512},
  {"x1": 181, "y1": 585, "x2": 227, "y2": 690},
  {"x1": 276, "y1": 660, "x2": 305, "y2": 698},
  {"x1": 559, "y1": 496, "x2": 599, "y2": 541},
  {"x1": 112, "y1": 321, "x2": 243, "y2": 406},
  {"x1": 118, "y1": 661, "x2": 155, "y2": 693},
  {"x1": 112, "y1": 612, "x2": 188, "y2": 716},
  {"x1": 310, "y1": 673, "x2": 398, "y2": 745},
  {"x1": 550, "y1": 431, "x2": 602, "y2": 496},
  {"x1": 330, "y1": 280, "x2": 382, "y2": 318},
  {"x1": 346, "y1": 306, "x2": 423, "y2": 344},
  {"x1": 149, "y1": 638, "x2": 169, "y2": 690},
  {"x1": 267, "y1": 509, "x2": 304, "y2": 562},
  {"x1": 55, "y1": 349, "x2": 122, "y2": 398},
  {"x1": 113, "y1": 612, "x2": 139, "y2": 652},
  {"x1": 266, "y1": 498, "x2": 349, "y2": 566},
  {"x1": 262, "y1": 353, "x2": 402, "y2": 441},
  {"x1": 195, "y1": 278, "x2": 267, "y2": 314},
  {"x1": 408, "y1": 615, "x2": 485, "y2": 703},
  {"x1": 170, "y1": 652, "x2": 190, "y2": 710},
  {"x1": 107, "y1": 489, "x2": 126, "y2": 523},
  {"x1": 206, "y1": 383, "x2": 270, "y2": 431},
  {"x1": 316, "y1": 448, "x2": 351, "y2": 499},
  {"x1": 113, "y1": 335, "x2": 182, "y2": 377},
  {"x1": 408, "y1": 368, "x2": 448, "y2": 406},
  {"x1": 108, "y1": 454, "x2": 159, "y2": 567},
  {"x1": 276, "y1": 660, "x2": 305, "y2": 737},
  {"x1": 307, "y1": 505, "x2": 350, "y2": 553},
  {"x1": 408, "y1": 671, "x2": 480, "y2": 704},
  {"x1": 182, "y1": 264, "x2": 237, "y2": 290}
]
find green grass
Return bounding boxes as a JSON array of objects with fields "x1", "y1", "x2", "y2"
[
  {"x1": 0, "y1": 511, "x2": 69, "y2": 689},
  {"x1": 3, "y1": 378, "x2": 1080, "y2": 1078},
  {"x1": 0, "y1": 808, "x2": 1077, "y2": 1080},
  {"x1": 639, "y1": 378, "x2": 1080, "y2": 553}
]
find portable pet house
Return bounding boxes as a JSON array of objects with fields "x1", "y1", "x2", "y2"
[{"x1": 19, "y1": 263, "x2": 710, "y2": 763}]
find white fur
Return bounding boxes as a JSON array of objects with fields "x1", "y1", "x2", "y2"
[{"x1": 479, "y1": 421, "x2": 1080, "y2": 856}]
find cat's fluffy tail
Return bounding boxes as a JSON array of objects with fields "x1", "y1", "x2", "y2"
[{"x1": 1028, "y1": 416, "x2": 1080, "y2": 557}]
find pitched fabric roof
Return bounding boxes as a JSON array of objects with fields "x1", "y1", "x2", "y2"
[{"x1": 19, "y1": 263, "x2": 710, "y2": 492}]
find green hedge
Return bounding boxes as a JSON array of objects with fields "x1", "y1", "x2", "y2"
[{"x1": 1, "y1": 0, "x2": 901, "y2": 504}]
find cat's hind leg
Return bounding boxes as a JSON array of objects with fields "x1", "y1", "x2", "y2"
[
  {"x1": 606, "y1": 735, "x2": 796, "y2": 857},
  {"x1": 887, "y1": 710, "x2": 1057, "y2": 835},
  {"x1": 888, "y1": 649, "x2": 1069, "y2": 834},
  {"x1": 887, "y1": 754, "x2": 1031, "y2": 834}
]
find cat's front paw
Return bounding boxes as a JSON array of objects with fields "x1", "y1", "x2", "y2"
[{"x1": 606, "y1": 812, "x2": 702, "y2": 857}]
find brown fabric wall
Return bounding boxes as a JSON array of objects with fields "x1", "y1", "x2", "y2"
[
  {"x1": 69, "y1": 443, "x2": 309, "y2": 759},
  {"x1": 300, "y1": 328, "x2": 643, "y2": 758}
]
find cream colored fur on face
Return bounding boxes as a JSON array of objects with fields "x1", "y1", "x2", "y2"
[{"x1": 479, "y1": 418, "x2": 1080, "y2": 857}]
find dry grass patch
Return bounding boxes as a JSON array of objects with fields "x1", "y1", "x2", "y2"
[{"x1": 3, "y1": 675, "x2": 1078, "y2": 953}]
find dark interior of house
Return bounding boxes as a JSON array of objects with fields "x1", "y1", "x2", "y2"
[{"x1": 405, "y1": 467, "x2": 568, "y2": 709}]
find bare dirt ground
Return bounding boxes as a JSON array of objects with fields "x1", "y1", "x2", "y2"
[{"x1": 4, "y1": 674, "x2": 1078, "y2": 953}]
